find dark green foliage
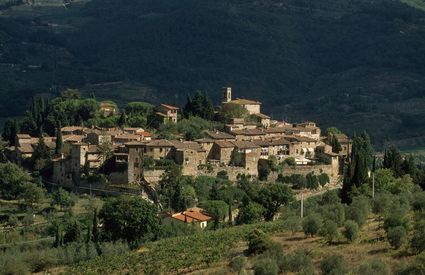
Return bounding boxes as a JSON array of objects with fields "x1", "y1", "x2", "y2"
[
  {"x1": 282, "y1": 249, "x2": 314, "y2": 274},
  {"x1": 55, "y1": 121, "x2": 63, "y2": 155},
  {"x1": 19, "y1": 182, "x2": 45, "y2": 209},
  {"x1": 200, "y1": 200, "x2": 228, "y2": 224},
  {"x1": 330, "y1": 134, "x2": 342, "y2": 154},
  {"x1": 247, "y1": 229, "x2": 272, "y2": 255},
  {"x1": 383, "y1": 146, "x2": 404, "y2": 177},
  {"x1": 411, "y1": 220, "x2": 425, "y2": 254},
  {"x1": 236, "y1": 202, "x2": 265, "y2": 225},
  {"x1": 63, "y1": 219, "x2": 83, "y2": 244},
  {"x1": 0, "y1": 162, "x2": 33, "y2": 199},
  {"x1": 256, "y1": 183, "x2": 294, "y2": 221},
  {"x1": 358, "y1": 259, "x2": 388, "y2": 275},
  {"x1": 320, "y1": 220, "x2": 338, "y2": 243},
  {"x1": 157, "y1": 163, "x2": 187, "y2": 211},
  {"x1": 52, "y1": 188, "x2": 76, "y2": 210},
  {"x1": 342, "y1": 133, "x2": 373, "y2": 203},
  {"x1": 254, "y1": 258, "x2": 279, "y2": 275},
  {"x1": 345, "y1": 195, "x2": 370, "y2": 227},
  {"x1": 412, "y1": 192, "x2": 425, "y2": 212},
  {"x1": 372, "y1": 192, "x2": 393, "y2": 219},
  {"x1": 343, "y1": 220, "x2": 359, "y2": 242},
  {"x1": 277, "y1": 174, "x2": 306, "y2": 189},
  {"x1": 284, "y1": 215, "x2": 302, "y2": 234},
  {"x1": 230, "y1": 255, "x2": 247, "y2": 274},
  {"x1": 2, "y1": 118, "x2": 19, "y2": 145},
  {"x1": 383, "y1": 209, "x2": 409, "y2": 233},
  {"x1": 387, "y1": 226, "x2": 407, "y2": 249},
  {"x1": 183, "y1": 91, "x2": 215, "y2": 120},
  {"x1": 395, "y1": 252, "x2": 425, "y2": 275},
  {"x1": 230, "y1": 148, "x2": 243, "y2": 167},
  {"x1": 320, "y1": 255, "x2": 347, "y2": 275},
  {"x1": 99, "y1": 196, "x2": 160, "y2": 246},
  {"x1": 306, "y1": 172, "x2": 319, "y2": 190},
  {"x1": 302, "y1": 214, "x2": 322, "y2": 237}
]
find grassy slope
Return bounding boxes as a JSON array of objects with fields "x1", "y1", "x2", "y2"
[
  {"x1": 70, "y1": 215, "x2": 414, "y2": 274},
  {"x1": 1, "y1": 0, "x2": 425, "y2": 147}
]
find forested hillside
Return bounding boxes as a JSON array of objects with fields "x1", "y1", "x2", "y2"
[{"x1": 1, "y1": 0, "x2": 425, "y2": 147}]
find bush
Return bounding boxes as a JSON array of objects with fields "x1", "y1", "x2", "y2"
[
  {"x1": 395, "y1": 252, "x2": 425, "y2": 275},
  {"x1": 284, "y1": 215, "x2": 302, "y2": 235},
  {"x1": 387, "y1": 226, "x2": 407, "y2": 249},
  {"x1": 345, "y1": 195, "x2": 370, "y2": 227},
  {"x1": 343, "y1": 220, "x2": 359, "y2": 243},
  {"x1": 411, "y1": 220, "x2": 425, "y2": 254},
  {"x1": 302, "y1": 214, "x2": 323, "y2": 237},
  {"x1": 320, "y1": 255, "x2": 347, "y2": 275},
  {"x1": 383, "y1": 210, "x2": 409, "y2": 233},
  {"x1": 282, "y1": 249, "x2": 313, "y2": 273},
  {"x1": 359, "y1": 259, "x2": 388, "y2": 275},
  {"x1": 247, "y1": 229, "x2": 273, "y2": 255},
  {"x1": 254, "y1": 258, "x2": 279, "y2": 275},
  {"x1": 229, "y1": 255, "x2": 247, "y2": 274},
  {"x1": 320, "y1": 220, "x2": 338, "y2": 243}
]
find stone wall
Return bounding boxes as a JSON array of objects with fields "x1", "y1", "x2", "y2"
[
  {"x1": 143, "y1": 169, "x2": 166, "y2": 185},
  {"x1": 269, "y1": 163, "x2": 340, "y2": 185}
]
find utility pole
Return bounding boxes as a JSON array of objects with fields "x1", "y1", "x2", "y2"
[
  {"x1": 300, "y1": 192, "x2": 304, "y2": 218},
  {"x1": 372, "y1": 155, "x2": 376, "y2": 199}
]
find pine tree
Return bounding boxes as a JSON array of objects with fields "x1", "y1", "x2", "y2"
[
  {"x1": 55, "y1": 121, "x2": 63, "y2": 155},
  {"x1": 331, "y1": 135, "x2": 342, "y2": 153}
]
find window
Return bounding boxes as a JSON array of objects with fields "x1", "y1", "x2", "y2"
[{"x1": 160, "y1": 148, "x2": 163, "y2": 153}]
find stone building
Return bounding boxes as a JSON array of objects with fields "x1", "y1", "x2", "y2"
[
  {"x1": 231, "y1": 129, "x2": 266, "y2": 141},
  {"x1": 211, "y1": 140, "x2": 235, "y2": 165},
  {"x1": 172, "y1": 141, "x2": 207, "y2": 175},
  {"x1": 232, "y1": 141, "x2": 261, "y2": 173},
  {"x1": 221, "y1": 87, "x2": 261, "y2": 115},
  {"x1": 254, "y1": 138, "x2": 291, "y2": 161},
  {"x1": 155, "y1": 104, "x2": 179, "y2": 124}
]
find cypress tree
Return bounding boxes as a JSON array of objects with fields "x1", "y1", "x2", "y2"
[
  {"x1": 55, "y1": 121, "x2": 63, "y2": 155},
  {"x1": 92, "y1": 208, "x2": 100, "y2": 248},
  {"x1": 383, "y1": 146, "x2": 403, "y2": 177},
  {"x1": 228, "y1": 201, "x2": 232, "y2": 224},
  {"x1": 341, "y1": 133, "x2": 373, "y2": 203},
  {"x1": 117, "y1": 112, "x2": 127, "y2": 127}
]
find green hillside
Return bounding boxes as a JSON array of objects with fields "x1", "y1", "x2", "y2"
[{"x1": 1, "y1": 0, "x2": 425, "y2": 147}]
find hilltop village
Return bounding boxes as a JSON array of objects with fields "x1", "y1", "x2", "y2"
[{"x1": 7, "y1": 87, "x2": 351, "y2": 195}]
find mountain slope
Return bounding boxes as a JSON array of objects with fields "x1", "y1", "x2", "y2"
[{"x1": 1, "y1": 0, "x2": 425, "y2": 147}]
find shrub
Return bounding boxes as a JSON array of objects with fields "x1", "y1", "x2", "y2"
[
  {"x1": 284, "y1": 215, "x2": 302, "y2": 235},
  {"x1": 247, "y1": 229, "x2": 273, "y2": 255},
  {"x1": 359, "y1": 259, "x2": 388, "y2": 275},
  {"x1": 387, "y1": 226, "x2": 407, "y2": 249},
  {"x1": 383, "y1": 210, "x2": 409, "y2": 233},
  {"x1": 320, "y1": 220, "x2": 338, "y2": 243},
  {"x1": 254, "y1": 258, "x2": 279, "y2": 275},
  {"x1": 320, "y1": 255, "x2": 347, "y2": 275},
  {"x1": 343, "y1": 220, "x2": 359, "y2": 243},
  {"x1": 229, "y1": 255, "x2": 247, "y2": 274},
  {"x1": 395, "y1": 252, "x2": 425, "y2": 275},
  {"x1": 282, "y1": 249, "x2": 313, "y2": 273},
  {"x1": 345, "y1": 195, "x2": 370, "y2": 227},
  {"x1": 302, "y1": 214, "x2": 322, "y2": 237},
  {"x1": 411, "y1": 220, "x2": 425, "y2": 254}
]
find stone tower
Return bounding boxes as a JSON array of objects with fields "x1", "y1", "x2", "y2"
[{"x1": 222, "y1": 87, "x2": 232, "y2": 103}]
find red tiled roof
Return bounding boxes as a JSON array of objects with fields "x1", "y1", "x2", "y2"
[{"x1": 160, "y1": 103, "x2": 179, "y2": 110}]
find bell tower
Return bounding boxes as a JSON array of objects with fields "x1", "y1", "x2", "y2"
[{"x1": 222, "y1": 87, "x2": 232, "y2": 103}]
